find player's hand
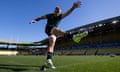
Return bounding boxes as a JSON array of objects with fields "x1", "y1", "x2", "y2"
[
  {"x1": 72, "y1": 0, "x2": 81, "y2": 8},
  {"x1": 29, "y1": 20, "x2": 37, "y2": 24}
]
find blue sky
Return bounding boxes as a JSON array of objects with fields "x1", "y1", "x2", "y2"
[{"x1": 0, "y1": 0, "x2": 120, "y2": 42}]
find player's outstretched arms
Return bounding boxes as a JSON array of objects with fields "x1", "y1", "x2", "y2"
[
  {"x1": 62, "y1": 0, "x2": 81, "y2": 18},
  {"x1": 29, "y1": 16, "x2": 46, "y2": 24}
]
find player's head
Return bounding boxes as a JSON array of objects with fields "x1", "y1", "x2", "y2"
[{"x1": 54, "y1": 6, "x2": 61, "y2": 14}]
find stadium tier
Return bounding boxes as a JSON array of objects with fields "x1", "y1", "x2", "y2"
[{"x1": 0, "y1": 40, "x2": 46, "y2": 55}]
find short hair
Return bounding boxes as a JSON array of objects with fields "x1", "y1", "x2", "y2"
[{"x1": 55, "y1": 6, "x2": 61, "y2": 10}]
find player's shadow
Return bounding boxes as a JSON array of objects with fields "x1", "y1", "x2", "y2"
[{"x1": 0, "y1": 64, "x2": 41, "y2": 72}]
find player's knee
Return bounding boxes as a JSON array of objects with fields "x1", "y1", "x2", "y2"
[{"x1": 49, "y1": 35, "x2": 56, "y2": 42}]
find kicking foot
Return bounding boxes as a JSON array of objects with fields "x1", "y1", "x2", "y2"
[{"x1": 73, "y1": 31, "x2": 88, "y2": 43}]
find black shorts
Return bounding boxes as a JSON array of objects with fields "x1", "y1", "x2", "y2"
[{"x1": 45, "y1": 25, "x2": 55, "y2": 36}]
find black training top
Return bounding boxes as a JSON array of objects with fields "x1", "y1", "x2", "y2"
[{"x1": 45, "y1": 13, "x2": 62, "y2": 27}]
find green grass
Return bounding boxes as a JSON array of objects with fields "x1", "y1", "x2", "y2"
[{"x1": 0, "y1": 56, "x2": 120, "y2": 72}]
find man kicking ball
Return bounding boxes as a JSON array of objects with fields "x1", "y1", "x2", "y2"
[{"x1": 30, "y1": 0, "x2": 88, "y2": 70}]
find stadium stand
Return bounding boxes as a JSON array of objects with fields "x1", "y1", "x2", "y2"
[
  {"x1": 53, "y1": 16, "x2": 120, "y2": 55},
  {"x1": 0, "y1": 41, "x2": 47, "y2": 55}
]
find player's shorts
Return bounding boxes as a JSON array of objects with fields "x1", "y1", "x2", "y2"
[{"x1": 45, "y1": 25, "x2": 57, "y2": 36}]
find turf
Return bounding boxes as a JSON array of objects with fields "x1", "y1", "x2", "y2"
[{"x1": 0, "y1": 56, "x2": 120, "y2": 72}]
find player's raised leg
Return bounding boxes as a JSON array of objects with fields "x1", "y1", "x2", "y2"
[{"x1": 52, "y1": 27, "x2": 88, "y2": 43}]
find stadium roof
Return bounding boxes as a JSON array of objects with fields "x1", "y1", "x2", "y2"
[{"x1": 67, "y1": 16, "x2": 120, "y2": 32}]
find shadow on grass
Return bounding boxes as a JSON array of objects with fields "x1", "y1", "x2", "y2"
[{"x1": 0, "y1": 64, "x2": 41, "y2": 72}]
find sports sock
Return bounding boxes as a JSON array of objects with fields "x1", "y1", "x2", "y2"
[{"x1": 47, "y1": 52, "x2": 53, "y2": 60}]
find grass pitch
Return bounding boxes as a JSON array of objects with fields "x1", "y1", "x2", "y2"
[{"x1": 0, "y1": 56, "x2": 120, "y2": 72}]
